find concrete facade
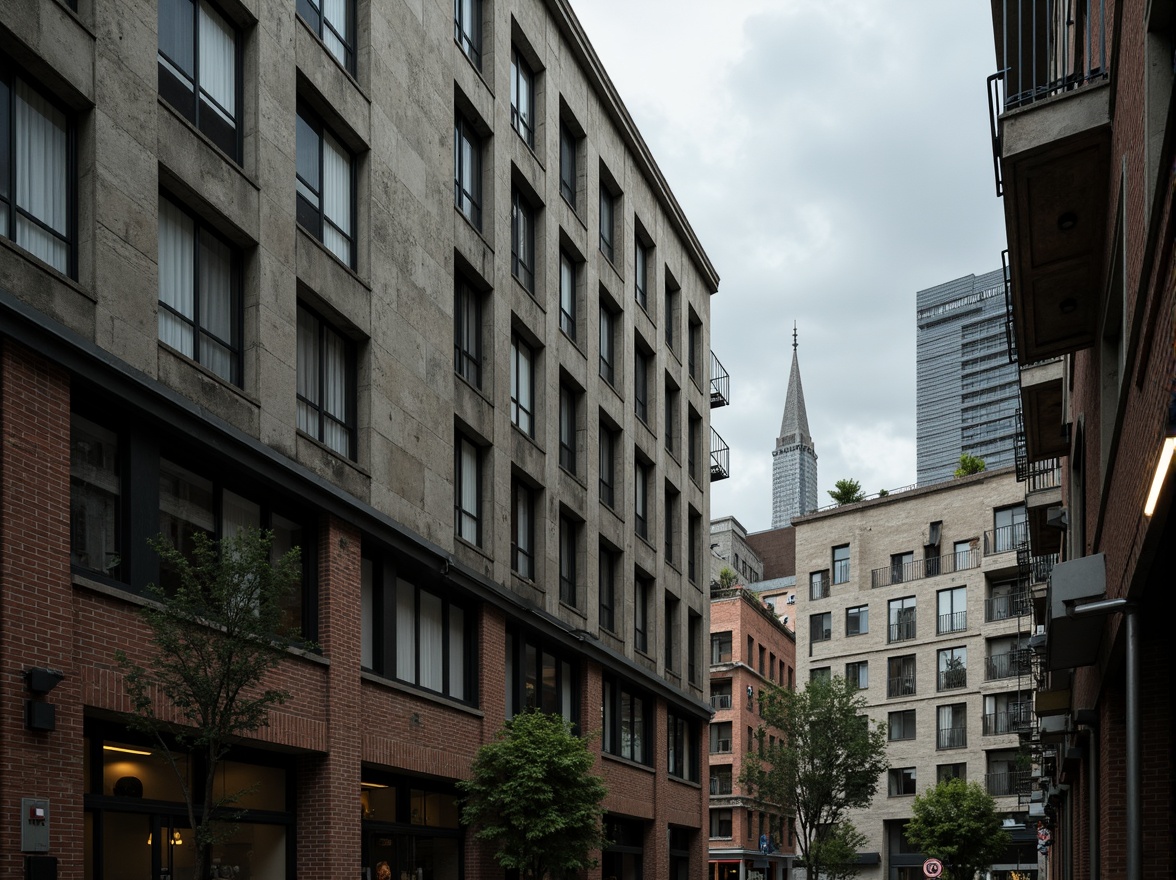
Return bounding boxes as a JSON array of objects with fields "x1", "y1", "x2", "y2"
[
  {"x1": 710, "y1": 516, "x2": 764, "y2": 589},
  {"x1": 915, "y1": 269, "x2": 1020, "y2": 485},
  {"x1": 0, "y1": 0, "x2": 721, "y2": 877},
  {"x1": 707, "y1": 587, "x2": 797, "y2": 880},
  {"x1": 792, "y1": 469, "x2": 1040, "y2": 880}
]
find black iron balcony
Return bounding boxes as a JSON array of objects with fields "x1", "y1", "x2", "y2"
[
  {"x1": 985, "y1": 649, "x2": 1032, "y2": 681},
  {"x1": 711, "y1": 694, "x2": 732, "y2": 710},
  {"x1": 888, "y1": 617, "x2": 916, "y2": 644},
  {"x1": 985, "y1": 590, "x2": 1031, "y2": 622},
  {"x1": 871, "y1": 548, "x2": 978, "y2": 588},
  {"x1": 710, "y1": 775, "x2": 733, "y2": 795},
  {"x1": 809, "y1": 573, "x2": 830, "y2": 600},
  {"x1": 985, "y1": 769, "x2": 1031, "y2": 797},
  {"x1": 983, "y1": 521, "x2": 1029, "y2": 555},
  {"x1": 887, "y1": 675, "x2": 916, "y2": 698},
  {"x1": 937, "y1": 668, "x2": 967, "y2": 691},
  {"x1": 710, "y1": 351, "x2": 729, "y2": 408},
  {"x1": 709, "y1": 426, "x2": 729, "y2": 482},
  {"x1": 937, "y1": 611, "x2": 967, "y2": 635},
  {"x1": 983, "y1": 705, "x2": 1032, "y2": 736},
  {"x1": 937, "y1": 726, "x2": 967, "y2": 750}
]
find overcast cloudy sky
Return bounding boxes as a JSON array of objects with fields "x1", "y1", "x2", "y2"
[{"x1": 574, "y1": 0, "x2": 1010, "y2": 534}]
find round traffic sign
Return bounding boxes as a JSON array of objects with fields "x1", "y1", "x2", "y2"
[{"x1": 923, "y1": 858, "x2": 944, "y2": 878}]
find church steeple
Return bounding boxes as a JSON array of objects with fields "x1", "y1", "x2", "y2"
[{"x1": 772, "y1": 324, "x2": 818, "y2": 528}]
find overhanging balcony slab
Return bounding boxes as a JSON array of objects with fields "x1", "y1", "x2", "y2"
[
  {"x1": 1034, "y1": 687, "x2": 1071, "y2": 717},
  {"x1": 1021, "y1": 359, "x2": 1067, "y2": 459},
  {"x1": 1000, "y1": 83, "x2": 1112, "y2": 363},
  {"x1": 1027, "y1": 486, "x2": 1063, "y2": 555}
]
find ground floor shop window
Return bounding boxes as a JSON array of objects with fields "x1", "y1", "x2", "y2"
[
  {"x1": 362, "y1": 771, "x2": 463, "y2": 880},
  {"x1": 602, "y1": 816, "x2": 644, "y2": 880}
]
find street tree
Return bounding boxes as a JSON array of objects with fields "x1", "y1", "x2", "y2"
[
  {"x1": 904, "y1": 778, "x2": 1010, "y2": 880},
  {"x1": 459, "y1": 710, "x2": 608, "y2": 880},
  {"x1": 954, "y1": 454, "x2": 986, "y2": 477},
  {"x1": 828, "y1": 478, "x2": 865, "y2": 505},
  {"x1": 116, "y1": 529, "x2": 308, "y2": 880},
  {"x1": 740, "y1": 675, "x2": 889, "y2": 880}
]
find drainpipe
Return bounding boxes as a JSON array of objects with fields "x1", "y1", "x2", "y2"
[
  {"x1": 1074, "y1": 709, "x2": 1099, "y2": 880},
  {"x1": 1064, "y1": 599, "x2": 1138, "y2": 880}
]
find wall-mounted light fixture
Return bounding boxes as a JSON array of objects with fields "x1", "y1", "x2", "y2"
[{"x1": 1143, "y1": 386, "x2": 1176, "y2": 517}]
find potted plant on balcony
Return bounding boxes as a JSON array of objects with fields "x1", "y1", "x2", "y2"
[{"x1": 942, "y1": 655, "x2": 967, "y2": 689}]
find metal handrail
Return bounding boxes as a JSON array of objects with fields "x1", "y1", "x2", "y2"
[{"x1": 871, "y1": 548, "x2": 978, "y2": 588}]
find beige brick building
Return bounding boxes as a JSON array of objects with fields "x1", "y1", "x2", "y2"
[
  {"x1": 0, "y1": 0, "x2": 726, "y2": 876},
  {"x1": 792, "y1": 468, "x2": 1042, "y2": 880}
]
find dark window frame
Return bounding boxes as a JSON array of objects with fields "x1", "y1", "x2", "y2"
[
  {"x1": 510, "y1": 478, "x2": 535, "y2": 580},
  {"x1": 296, "y1": 0, "x2": 357, "y2": 73},
  {"x1": 454, "y1": 112, "x2": 482, "y2": 229},
  {"x1": 509, "y1": 48, "x2": 535, "y2": 147},
  {"x1": 453, "y1": 0, "x2": 482, "y2": 68},
  {"x1": 510, "y1": 188, "x2": 535, "y2": 292},
  {"x1": 295, "y1": 103, "x2": 356, "y2": 268},
  {"x1": 598, "y1": 545, "x2": 617, "y2": 633},
  {"x1": 296, "y1": 303, "x2": 357, "y2": 460},
  {"x1": 453, "y1": 277, "x2": 482, "y2": 388}
]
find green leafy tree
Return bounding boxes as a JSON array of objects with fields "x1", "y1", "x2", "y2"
[
  {"x1": 954, "y1": 454, "x2": 986, "y2": 477},
  {"x1": 904, "y1": 778, "x2": 1010, "y2": 880},
  {"x1": 740, "y1": 675, "x2": 889, "y2": 880},
  {"x1": 828, "y1": 478, "x2": 865, "y2": 506},
  {"x1": 115, "y1": 530, "x2": 308, "y2": 880},
  {"x1": 460, "y1": 711, "x2": 608, "y2": 880},
  {"x1": 718, "y1": 566, "x2": 738, "y2": 589}
]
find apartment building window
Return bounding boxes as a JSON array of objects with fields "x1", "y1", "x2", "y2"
[
  {"x1": 634, "y1": 345, "x2": 650, "y2": 423},
  {"x1": 453, "y1": 278, "x2": 482, "y2": 388},
  {"x1": 296, "y1": 304, "x2": 355, "y2": 459},
  {"x1": 937, "y1": 586, "x2": 967, "y2": 634},
  {"x1": 296, "y1": 105, "x2": 354, "y2": 266},
  {"x1": 510, "y1": 335, "x2": 535, "y2": 435},
  {"x1": 986, "y1": 637, "x2": 1030, "y2": 680},
  {"x1": 937, "y1": 763, "x2": 966, "y2": 782},
  {"x1": 509, "y1": 48, "x2": 534, "y2": 147},
  {"x1": 559, "y1": 122, "x2": 577, "y2": 207},
  {"x1": 158, "y1": 0, "x2": 240, "y2": 158},
  {"x1": 888, "y1": 596, "x2": 916, "y2": 643},
  {"x1": 711, "y1": 630, "x2": 732, "y2": 664},
  {"x1": 887, "y1": 654, "x2": 916, "y2": 698},
  {"x1": 832, "y1": 544, "x2": 850, "y2": 584},
  {"x1": 559, "y1": 250, "x2": 577, "y2": 339},
  {"x1": 634, "y1": 575, "x2": 649, "y2": 653},
  {"x1": 687, "y1": 409, "x2": 701, "y2": 482},
  {"x1": 890, "y1": 551, "x2": 914, "y2": 584},
  {"x1": 157, "y1": 196, "x2": 241, "y2": 385},
  {"x1": 889, "y1": 767, "x2": 917, "y2": 797},
  {"x1": 809, "y1": 612, "x2": 831, "y2": 643},
  {"x1": 846, "y1": 604, "x2": 868, "y2": 636},
  {"x1": 599, "y1": 422, "x2": 616, "y2": 509},
  {"x1": 953, "y1": 540, "x2": 972, "y2": 570},
  {"x1": 709, "y1": 764, "x2": 732, "y2": 795},
  {"x1": 709, "y1": 721, "x2": 733, "y2": 754},
  {"x1": 599, "y1": 303, "x2": 616, "y2": 385},
  {"x1": 558, "y1": 383, "x2": 578, "y2": 473},
  {"x1": 70, "y1": 416, "x2": 121, "y2": 578},
  {"x1": 664, "y1": 282, "x2": 679, "y2": 350},
  {"x1": 634, "y1": 459, "x2": 650, "y2": 540},
  {"x1": 937, "y1": 703, "x2": 967, "y2": 750},
  {"x1": 664, "y1": 382, "x2": 679, "y2": 455},
  {"x1": 664, "y1": 592, "x2": 679, "y2": 671},
  {"x1": 809, "y1": 570, "x2": 829, "y2": 600},
  {"x1": 602, "y1": 677, "x2": 650, "y2": 764},
  {"x1": 453, "y1": 0, "x2": 481, "y2": 68},
  {"x1": 687, "y1": 311, "x2": 701, "y2": 383},
  {"x1": 937, "y1": 646, "x2": 967, "y2": 690},
  {"x1": 296, "y1": 0, "x2": 355, "y2": 72},
  {"x1": 454, "y1": 113, "x2": 482, "y2": 228},
  {"x1": 0, "y1": 68, "x2": 73, "y2": 275},
  {"x1": 888, "y1": 709, "x2": 915, "y2": 741},
  {"x1": 688, "y1": 610, "x2": 701, "y2": 684},
  {"x1": 711, "y1": 679, "x2": 732, "y2": 710},
  {"x1": 598, "y1": 546, "x2": 616, "y2": 633},
  {"x1": 559, "y1": 515, "x2": 578, "y2": 607},
  {"x1": 510, "y1": 479, "x2": 534, "y2": 579},
  {"x1": 810, "y1": 667, "x2": 831, "y2": 683},
  {"x1": 668, "y1": 712, "x2": 698, "y2": 781},
  {"x1": 993, "y1": 504, "x2": 1027, "y2": 552},
  {"x1": 510, "y1": 189, "x2": 535, "y2": 292},
  {"x1": 846, "y1": 661, "x2": 868, "y2": 690},
  {"x1": 710, "y1": 809, "x2": 733, "y2": 839},
  {"x1": 454, "y1": 434, "x2": 481, "y2": 545},
  {"x1": 599, "y1": 182, "x2": 615, "y2": 261},
  {"x1": 505, "y1": 630, "x2": 578, "y2": 724},
  {"x1": 688, "y1": 509, "x2": 701, "y2": 584},
  {"x1": 663, "y1": 487, "x2": 677, "y2": 565},
  {"x1": 635, "y1": 238, "x2": 649, "y2": 309}
]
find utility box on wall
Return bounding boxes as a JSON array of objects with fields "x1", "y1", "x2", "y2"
[
  {"x1": 25, "y1": 856, "x2": 58, "y2": 880},
  {"x1": 20, "y1": 798, "x2": 50, "y2": 853}
]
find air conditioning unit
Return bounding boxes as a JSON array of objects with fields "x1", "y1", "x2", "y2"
[{"x1": 786, "y1": 595, "x2": 796, "y2": 605}]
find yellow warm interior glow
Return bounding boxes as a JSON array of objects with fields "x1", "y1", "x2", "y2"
[{"x1": 1144, "y1": 436, "x2": 1176, "y2": 516}]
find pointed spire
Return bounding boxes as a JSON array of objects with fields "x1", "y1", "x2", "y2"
[
  {"x1": 778, "y1": 327, "x2": 811, "y2": 449},
  {"x1": 772, "y1": 323, "x2": 818, "y2": 528}
]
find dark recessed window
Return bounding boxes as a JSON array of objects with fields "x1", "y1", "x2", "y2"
[
  {"x1": 455, "y1": 433, "x2": 481, "y2": 546},
  {"x1": 510, "y1": 49, "x2": 534, "y2": 148},
  {"x1": 453, "y1": 0, "x2": 482, "y2": 68},
  {"x1": 511, "y1": 479, "x2": 535, "y2": 579},
  {"x1": 454, "y1": 113, "x2": 482, "y2": 229},
  {"x1": 559, "y1": 123, "x2": 576, "y2": 207},
  {"x1": 296, "y1": 304, "x2": 356, "y2": 459},
  {"x1": 296, "y1": 0, "x2": 355, "y2": 73},
  {"x1": 296, "y1": 105, "x2": 355, "y2": 267},
  {"x1": 559, "y1": 251, "x2": 577, "y2": 339},
  {"x1": 511, "y1": 189, "x2": 535, "y2": 292}
]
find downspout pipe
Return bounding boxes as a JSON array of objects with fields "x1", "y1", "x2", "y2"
[{"x1": 1064, "y1": 598, "x2": 1137, "y2": 880}]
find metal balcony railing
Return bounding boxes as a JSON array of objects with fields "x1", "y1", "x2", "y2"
[
  {"x1": 937, "y1": 611, "x2": 967, "y2": 635},
  {"x1": 711, "y1": 694, "x2": 732, "y2": 710},
  {"x1": 985, "y1": 650, "x2": 1032, "y2": 681},
  {"x1": 710, "y1": 351, "x2": 730, "y2": 408},
  {"x1": 871, "y1": 548, "x2": 978, "y2": 588},
  {"x1": 710, "y1": 776, "x2": 733, "y2": 795},
  {"x1": 809, "y1": 573, "x2": 830, "y2": 600},
  {"x1": 1026, "y1": 457, "x2": 1062, "y2": 493},
  {"x1": 938, "y1": 668, "x2": 968, "y2": 691},
  {"x1": 887, "y1": 675, "x2": 916, "y2": 698},
  {"x1": 983, "y1": 521, "x2": 1029, "y2": 555},
  {"x1": 711, "y1": 739, "x2": 732, "y2": 754},
  {"x1": 985, "y1": 591, "x2": 1032, "y2": 622},
  {"x1": 1001, "y1": 249, "x2": 1016, "y2": 360},
  {"x1": 983, "y1": 705, "x2": 1033, "y2": 736},
  {"x1": 888, "y1": 617, "x2": 917, "y2": 644},
  {"x1": 1017, "y1": 545, "x2": 1057, "y2": 585},
  {"x1": 709, "y1": 426, "x2": 729, "y2": 482},
  {"x1": 985, "y1": 770, "x2": 1031, "y2": 797},
  {"x1": 937, "y1": 727, "x2": 967, "y2": 750}
]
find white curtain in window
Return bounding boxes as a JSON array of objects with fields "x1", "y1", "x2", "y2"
[
  {"x1": 158, "y1": 199, "x2": 195, "y2": 356},
  {"x1": 198, "y1": 1, "x2": 235, "y2": 121},
  {"x1": 396, "y1": 577, "x2": 415, "y2": 682},
  {"x1": 937, "y1": 705, "x2": 954, "y2": 734},
  {"x1": 296, "y1": 309, "x2": 320, "y2": 437},
  {"x1": 448, "y1": 605, "x2": 464, "y2": 698},
  {"x1": 322, "y1": 326, "x2": 348, "y2": 454},
  {"x1": 221, "y1": 490, "x2": 259, "y2": 537},
  {"x1": 15, "y1": 80, "x2": 68, "y2": 273},
  {"x1": 322, "y1": 132, "x2": 351, "y2": 264},
  {"x1": 459, "y1": 440, "x2": 478, "y2": 537},
  {"x1": 518, "y1": 345, "x2": 531, "y2": 431},
  {"x1": 199, "y1": 231, "x2": 233, "y2": 380},
  {"x1": 419, "y1": 590, "x2": 443, "y2": 692},
  {"x1": 322, "y1": 0, "x2": 348, "y2": 64}
]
